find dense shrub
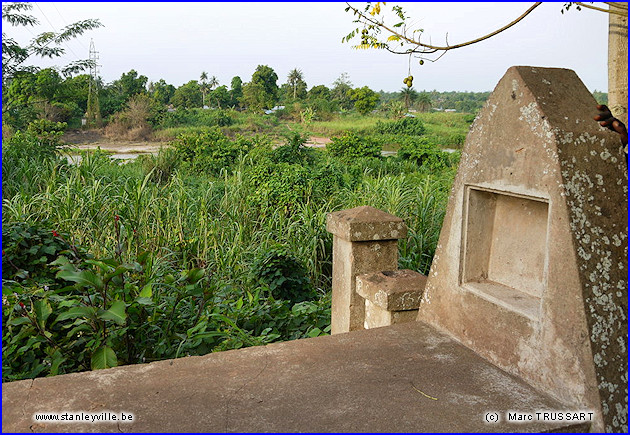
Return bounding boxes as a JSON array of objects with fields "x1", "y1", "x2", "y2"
[
  {"x1": 247, "y1": 161, "x2": 310, "y2": 212},
  {"x1": 398, "y1": 137, "x2": 452, "y2": 169},
  {"x1": 327, "y1": 131, "x2": 381, "y2": 160},
  {"x1": 250, "y1": 244, "x2": 315, "y2": 304},
  {"x1": 270, "y1": 132, "x2": 316, "y2": 166},
  {"x1": 310, "y1": 161, "x2": 346, "y2": 199},
  {"x1": 172, "y1": 127, "x2": 251, "y2": 175},
  {"x1": 2, "y1": 222, "x2": 84, "y2": 284},
  {"x1": 138, "y1": 147, "x2": 181, "y2": 183},
  {"x1": 2, "y1": 120, "x2": 65, "y2": 164},
  {"x1": 374, "y1": 117, "x2": 426, "y2": 135}
]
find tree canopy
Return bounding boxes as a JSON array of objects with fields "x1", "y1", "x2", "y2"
[{"x1": 2, "y1": 2, "x2": 102, "y2": 82}]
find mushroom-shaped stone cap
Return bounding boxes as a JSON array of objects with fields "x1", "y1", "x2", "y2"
[
  {"x1": 356, "y1": 269, "x2": 427, "y2": 311},
  {"x1": 326, "y1": 206, "x2": 408, "y2": 242}
]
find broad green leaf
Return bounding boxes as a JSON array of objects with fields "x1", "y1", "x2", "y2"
[
  {"x1": 104, "y1": 265, "x2": 129, "y2": 281},
  {"x1": 91, "y1": 346, "x2": 117, "y2": 370},
  {"x1": 55, "y1": 306, "x2": 97, "y2": 323},
  {"x1": 85, "y1": 259, "x2": 115, "y2": 273},
  {"x1": 33, "y1": 299, "x2": 52, "y2": 329},
  {"x1": 135, "y1": 297, "x2": 153, "y2": 306},
  {"x1": 138, "y1": 283, "x2": 152, "y2": 298},
  {"x1": 65, "y1": 323, "x2": 91, "y2": 338},
  {"x1": 57, "y1": 269, "x2": 103, "y2": 290},
  {"x1": 307, "y1": 327, "x2": 323, "y2": 338},
  {"x1": 9, "y1": 316, "x2": 31, "y2": 326},
  {"x1": 49, "y1": 256, "x2": 73, "y2": 271},
  {"x1": 187, "y1": 268, "x2": 204, "y2": 284},
  {"x1": 42, "y1": 245, "x2": 56, "y2": 255},
  {"x1": 97, "y1": 300, "x2": 126, "y2": 325},
  {"x1": 50, "y1": 354, "x2": 66, "y2": 376}
]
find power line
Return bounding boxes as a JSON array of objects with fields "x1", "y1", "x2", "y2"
[
  {"x1": 51, "y1": 2, "x2": 88, "y2": 52},
  {"x1": 33, "y1": 2, "x2": 81, "y2": 60}
]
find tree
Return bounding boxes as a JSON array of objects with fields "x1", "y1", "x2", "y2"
[
  {"x1": 242, "y1": 65, "x2": 279, "y2": 111},
  {"x1": 398, "y1": 86, "x2": 418, "y2": 111},
  {"x1": 287, "y1": 68, "x2": 307, "y2": 99},
  {"x1": 2, "y1": 2, "x2": 102, "y2": 83},
  {"x1": 416, "y1": 92, "x2": 432, "y2": 112},
  {"x1": 149, "y1": 79, "x2": 176, "y2": 105},
  {"x1": 308, "y1": 85, "x2": 331, "y2": 101},
  {"x1": 200, "y1": 73, "x2": 218, "y2": 107},
  {"x1": 343, "y1": 2, "x2": 628, "y2": 121},
  {"x1": 171, "y1": 80, "x2": 202, "y2": 109},
  {"x1": 331, "y1": 73, "x2": 354, "y2": 110},
  {"x1": 230, "y1": 76, "x2": 243, "y2": 108},
  {"x1": 349, "y1": 86, "x2": 379, "y2": 115},
  {"x1": 200, "y1": 71, "x2": 209, "y2": 107},
  {"x1": 99, "y1": 70, "x2": 148, "y2": 116},
  {"x1": 210, "y1": 85, "x2": 230, "y2": 109},
  {"x1": 115, "y1": 69, "x2": 148, "y2": 100},
  {"x1": 209, "y1": 75, "x2": 219, "y2": 90}
]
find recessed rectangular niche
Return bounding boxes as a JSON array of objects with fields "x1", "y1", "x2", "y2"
[{"x1": 461, "y1": 186, "x2": 549, "y2": 320}]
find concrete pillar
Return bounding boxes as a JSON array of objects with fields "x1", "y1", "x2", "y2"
[
  {"x1": 326, "y1": 206, "x2": 407, "y2": 334},
  {"x1": 356, "y1": 270, "x2": 427, "y2": 329},
  {"x1": 608, "y1": 3, "x2": 628, "y2": 125}
]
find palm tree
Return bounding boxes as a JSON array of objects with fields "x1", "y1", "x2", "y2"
[
  {"x1": 200, "y1": 71, "x2": 209, "y2": 107},
  {"x1": 416, "y1": 92, "x2": 432, "y2": 112},
  {"x1": 287, "y1": 68, "x2": 304, "y2": 99},
  {"x1": 398, "y1": 86, "x2": 418, "y2": 111},
  {"x1": 208, "y1": 75, "x2": 219, "y2": 90}
]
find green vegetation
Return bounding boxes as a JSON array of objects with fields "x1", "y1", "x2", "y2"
[
  {"x1": 2, "y1": 115, "x2": 458, "y2": 382},
  {"x1": 2, "y1": 1, "x2": 608, "y2": 384}
]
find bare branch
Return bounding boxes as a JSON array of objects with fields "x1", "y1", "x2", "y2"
[{"x1": 345, "y1": 2, "x2": 543, "y2": 55}]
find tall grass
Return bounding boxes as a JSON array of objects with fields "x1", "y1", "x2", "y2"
[{"x1": 3, "y1": 150, "x2": 453, "y2": 290}]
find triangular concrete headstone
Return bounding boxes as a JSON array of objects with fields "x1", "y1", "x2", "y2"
[{"x1": 417, "y1": 66, "x2": 627, "y2": 432}]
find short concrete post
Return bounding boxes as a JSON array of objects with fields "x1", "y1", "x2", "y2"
[
  {"x1": 356, "y1": 270, "x2": 427, "y2": 329},
  {"x1": 326, "y1": 206, "x2": 407, "y2": 334}
]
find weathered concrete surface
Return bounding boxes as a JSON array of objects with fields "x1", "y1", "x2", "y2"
[
  {"x1": 2, "y1": 322, "x2": 589, "y2": 433},
  {"x1": 417, "y1": 66, "x2": 627, "y2": 432},
  {"x1": 327, "y1": 206, "x2": 407, "y2": 333},
  {"x1": 326, "y1": 206, "x2": 407, "y2": 242},
  {"x1": 364, "y1": 299, "x2": 419, "y2": 329},
  {"x1": 356, "y1": 270, "x2": 427, "y2": 311},
  {"x1": 357, "y1": 270, "x2": 426, "y2": 329}
]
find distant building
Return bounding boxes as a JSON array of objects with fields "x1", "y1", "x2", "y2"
[{"x1": 264, "y1": 105, "x2": 285, "y2": 115}]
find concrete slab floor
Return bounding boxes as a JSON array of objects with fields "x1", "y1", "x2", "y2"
[{"x1": 2, "y1": 322, "x2": 590, "y2": 433}]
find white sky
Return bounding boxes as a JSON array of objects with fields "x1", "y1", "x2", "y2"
[{"x1": 3, "y1": 2, "x2": 610, "y2": 93}]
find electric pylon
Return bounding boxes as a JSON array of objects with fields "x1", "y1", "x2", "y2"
[{"x1": 86, "y1": 39, "x2": 102, "y2": 127}]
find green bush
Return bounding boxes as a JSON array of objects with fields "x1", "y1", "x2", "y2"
[
  {"x1": 2, "y1": 221, "x2": 84, "y2": 284},
  {"x1": 250, "y1": 244, "x2": 315, "y2": 304},
  {"x1": 270, "y1": 131, "x2": 316, "y2": 166},
  {"x1": 327, "y1": 131, "x2": 381, "y2": 160},
  {"x1": 374, "y1": 117, "x2": 426, "y2": 135},
  {"x1": 311, "y1": 161, "x2": 346, "y2": 199},
  {"x1": 172, "y1": 127, "x2": 251, "y2": 175},
  {"x1": 398, "y1": 137, "x2": 451, "y2": 169},
  {"x1": 138, "y1": 147, "x2": 181, "y2": 183},
  {"x1": 247, "y1": 162, "x2": 310, "y2": 212}
]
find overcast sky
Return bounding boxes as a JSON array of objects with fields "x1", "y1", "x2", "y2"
[{"x1": 5, "y1": 2, "x2": 610, "y2": 93}]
